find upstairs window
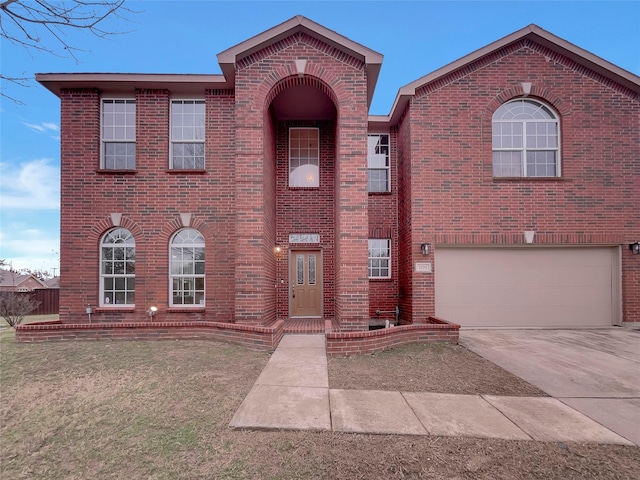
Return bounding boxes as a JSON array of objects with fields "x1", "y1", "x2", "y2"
[
  {"x1": 367, "y1": 134, "x2": 390, "y2": 192},
  {"x1": 101, "y1": 99, "x2": 136, "y2": 169},
  {"x1": 289, "y1": 128, "x2": 319, "y2": 187},
  {"x1": 368, "y1": 239, "x2": 391, "y2": 279},
  {"x1": 171, "y1": 100, "x2": 205, "y2": 170},
  {"x1": 492, "y1": 99, "x2": 560, "y2": 177},
  {"x1": 100, "y1": 228, "x2": 135, "y2": 306},
  {"x1": 170, "y1": 229, "x2": 205, "y2": 306}
]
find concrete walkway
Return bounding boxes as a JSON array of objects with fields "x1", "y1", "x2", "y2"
[{"x1": 230, "y1": 334, "x2": 634, "y2": 445}]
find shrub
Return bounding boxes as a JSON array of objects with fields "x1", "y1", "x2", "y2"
[{"x1": 0, "y1": 292, "x2": 41, "y2": 327}]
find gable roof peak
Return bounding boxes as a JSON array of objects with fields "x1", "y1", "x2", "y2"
[
  {"x1": 376, "y1": 22, "x2": 640, "y2": 127},
  {"x1": 217, "y1": 15, "x2": 383, "y2": 106}
]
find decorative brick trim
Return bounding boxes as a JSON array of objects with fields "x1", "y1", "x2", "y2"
[
  {"x1": 60, "y1": 88, "x2": 100, "y2": 96},
  {"x1": 205, "y1": 89, "x2": 234, "y2": 96},
  {"x1": 89, "y1": 216, "x2": 143, "y2": 244},
  {"x1": 238, "y1": 32, "x2": 364, "y2": 71},
  {"x1": 527, "y1": 41, "x2": 639, "y2": 101},
  {"x1": 135, "y1": 88, "x2": 170, "y2": 96},
  {"x1": 415, "y1": 39, "x2": 638, "y2": 102},
  {"x1": 433, "y1": 234, "x2": 626, "y2": 245},
  {"x1": 484, "y1": 87, "x2": 571, "y2": 118},
  {"x1": 157, "y1": 215, "x2": 216, "y2": 246},
  {"x1": 265, "y1": 74, "x2": 338, "y2": 113}
]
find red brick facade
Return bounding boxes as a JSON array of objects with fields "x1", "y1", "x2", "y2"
[{"x1": 31, "y1": 17, "x2": 639, "y2": 349}]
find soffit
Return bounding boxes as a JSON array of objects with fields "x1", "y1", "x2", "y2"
[
  {"x1": 36, "y1": 73, "x2": 230, "y2": 96},
  {"x1": 217, "y1": 15, "x2": 383, "y2": 106}
]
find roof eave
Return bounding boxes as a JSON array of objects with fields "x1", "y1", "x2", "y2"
[{"x1": 35, "y1": 73, "x2": 230, "y2": 97}]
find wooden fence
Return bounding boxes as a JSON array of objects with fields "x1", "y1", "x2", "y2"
[{"x1": 19, "y1": 289, "x2": 60, "y2": 315}]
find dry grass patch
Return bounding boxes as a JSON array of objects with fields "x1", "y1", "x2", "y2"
[
  {"x1": 328, "y1": 342, "x2": 547, "y2": 396},
  {"x1": 2, "y1": 332, "x2": 638, "y2": 479}
]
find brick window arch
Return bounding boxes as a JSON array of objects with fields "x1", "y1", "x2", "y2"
[
  {"x1": 100, "y1": 228, "x2": 135, "y2": 306},
  {"x1": 170, "y1": 228, "x2": 205, "y2": 307},
  {"x1": 492, "y1": 99, "x2": 560, "y2": 177}
]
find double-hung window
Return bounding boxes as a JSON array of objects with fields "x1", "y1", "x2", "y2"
[
  {"x1": 367, "y1": 134, "x2": 390, "y2": 192},
  {"x1": 289, "y1": 128, "x2": 319, "y2": 187},
  {"x1": 171, "y1": 100, "x2": 205, "y2": 170},
  {"x1": 101, "y1": 99, "x2": 136, "y2": 169},
  {"x1": 170, "y1": 229, "x2": 205, "y2": 306},
  {"x1": 492, "y1": 99, "x2": 560, "y2": 177},
  {"x1": 100, "y1": 228, "x2": 135, "y2": 306},
  {"x1": 368, "y1": 239, "x2": 391, "y2": 279}
]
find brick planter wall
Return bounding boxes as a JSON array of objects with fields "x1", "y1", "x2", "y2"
[
  {"x1": 16, "y1": 320, "x2": 285, "y2": 351},
  {"x1": 326, "y1": 317, "x2": 459, "y2": 357}
]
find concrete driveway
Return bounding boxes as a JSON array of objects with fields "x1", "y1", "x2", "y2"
[{"x1": 460, "y1": 329, "x2": 640, "y2": 446}]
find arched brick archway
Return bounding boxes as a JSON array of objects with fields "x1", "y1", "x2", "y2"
[{"x1": 233, "y1": 43, "x2": 371, "y2": 331}]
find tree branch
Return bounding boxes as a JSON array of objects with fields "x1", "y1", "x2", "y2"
[{"x1": 1, "y1": 1, "x2": 136, "y2": 102}]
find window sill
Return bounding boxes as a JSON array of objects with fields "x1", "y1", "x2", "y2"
[
  {"x1": 166, "y1": 169, "x2": 207, "y2": 174},
  {"x1": 369, "y1": 277, "x2": 392, "y2": 282},
  {"x1": 288, "y1": 186, "x2": 320, "y2": 190},
  {"x1": 368, "y1": 191, "x2": 392, "y2": 196},
  {"x1": 492, "y1": 177, "x2": 567, "y2": 182},
  {"x1": 96, "y1": 169, "x2": 137, "y2": 174}
]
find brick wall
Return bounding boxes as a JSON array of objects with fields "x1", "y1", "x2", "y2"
[
  {"x1": 326, "y1": 317, "x2": 459, "y2": 356},
  {"x1": 235, "y1": 32, "x2": 370, "y2": 330},
  {"x1": 403, "y1": 40, "x2": 639, "y2": 323},
  {"x1": 396, "y1": 110, "x2": 415, "y2": 323},
  {"x1": 275, "y1": 120, "x2": 336, "y2": 319},
  {"x1": 368, "y1": 130, "x2": 400, "y2": 320},
  {"x1": 55, "y1": 31, "x2": 637, "y2": 331},
  {"x1": 58, "y1": 88, "x2": 238, "y2": 324}
]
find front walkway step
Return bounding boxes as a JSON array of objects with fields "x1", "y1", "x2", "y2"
[{"x1": 230, "y1": 385, "x2": 331, "y2": 430}]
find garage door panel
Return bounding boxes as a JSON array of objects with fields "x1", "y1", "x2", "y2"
[
  {"x1": 439, "y1": 285, "x2": 608, "y2": 309},
  {"x1": 435, "y1": 247, "x2": 616, "y2": 327},
  {"x1": 441, "y1": 304, "x2": 612, "y2": 328}
]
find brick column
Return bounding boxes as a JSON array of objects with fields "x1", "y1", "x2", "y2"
[
  {"x1": 334, "y1": 121, "x2": 370, "y2": 331},
  {"x1": 59, "y1": 88, "x2": 100, "y2": 323}
]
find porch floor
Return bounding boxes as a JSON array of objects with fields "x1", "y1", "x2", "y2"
[{"x1": 283, "y1": 318, "x2": 332, "y2": 334}]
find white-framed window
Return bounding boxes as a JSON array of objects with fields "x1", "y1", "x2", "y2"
[
  {"x1": 100, "y1": 228, "x2": 135, "y2": 306},
  {"x1": 368, "y1": 239, "x2": 391, "y2": 279},
  {"x1": 367, "y1": 134, "x2": 390, "y2": 192},
  {"x1": 492, "y1": 99, "x2": 560, "y2": 177},
  {"x1": 170, "y1": 228, "x2": 205, "y2": 306},
  {"x1": 170, "y1": 100, "x2": 205, "y2": 170},
  {"x1": 289, "y1": 127, "x2": 319, "y2": 187},
  {"x1": 101, "y1": 99, "x2": 136, "y2": 169}
]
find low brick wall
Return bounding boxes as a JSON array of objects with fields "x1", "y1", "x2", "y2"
[
  {"x1": 15, "y1": 320, "x2": 285, "y2": 351},
  {"x1": 15, "y1": 316, "x2": 458, "y2": 356},
  {"x1": 326, "y1": 317, "x2": 459, "y2": 357}
]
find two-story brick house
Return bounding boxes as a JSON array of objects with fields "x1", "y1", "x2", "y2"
[{"x1": 29, "y1": 16, "x2": 639, "y2": 349}]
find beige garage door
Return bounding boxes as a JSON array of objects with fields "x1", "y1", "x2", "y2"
[{"x1": 435, "y1": 247, "x2": 620, "y2": 328}]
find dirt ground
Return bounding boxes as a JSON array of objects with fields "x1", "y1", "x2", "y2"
[{"x1": 1, "y1": 333, "x2": 638, "y2": 479}]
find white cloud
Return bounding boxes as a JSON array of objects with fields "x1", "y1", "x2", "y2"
[
  {"x1": 42, "y1": 122, "x2": 59, "y2": 132},
  {"x1": 0, "y1": 158, "x2": 60, "y2": 209},
  {"x1": 0, "y1": 230, "x2": 60, "y2": 273},
  {"x1": 22, "y1": 121, "x2": 59, "y2": 134}
]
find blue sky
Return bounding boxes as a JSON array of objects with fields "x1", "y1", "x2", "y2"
[{"x1": 1, "y1": 0, "x2": 638, "y2": 275}]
